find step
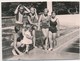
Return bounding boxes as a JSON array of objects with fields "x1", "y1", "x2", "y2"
[{"x1": 53, "y1": 29, "x2": 79, "y2": 51}]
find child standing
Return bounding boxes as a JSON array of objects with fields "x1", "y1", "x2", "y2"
[{"x1": 48, "y1": 11, "x2": 60, "y2": 51}]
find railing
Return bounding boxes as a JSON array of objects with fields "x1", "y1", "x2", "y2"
[
  {"x1": 2, "y1": 16, "x2": 15, "y2": 28},
  {"x1": 2, "y1": 16, "x2": 15, "y2": 19}
]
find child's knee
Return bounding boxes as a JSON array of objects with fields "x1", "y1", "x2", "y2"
[{"x1": 12, "y1": 49, "x2": 18, "y2": 55}]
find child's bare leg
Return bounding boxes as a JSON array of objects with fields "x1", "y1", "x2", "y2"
[
  {"x1": 48, "y1": 31, "x2": 53, "y2": 51},
  {"x1": 25, "y1": 45, "x2": 29, "y2": 53},
  {"x1": 45, "y1": 37, "x2": 48, "y2": 50},
  {"x1": 53, "y1": 33, "x2": 57, "y2": 47},
  {"x1": 11, "y1": 42, "x2": 18, "y2": 55},
  {"x1": 42, "y1": 28, "x2": 49, "y2": 50},
  {"x1": 32, "y1": 30, "x2": 36, "y2": 48},
  {"x1": 12, "y1": 49, "x2": 18, "y2": 55}
]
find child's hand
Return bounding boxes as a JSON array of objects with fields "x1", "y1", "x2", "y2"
[{"x1": 26, "y1": 35, "x2": 32, "y2": 39}]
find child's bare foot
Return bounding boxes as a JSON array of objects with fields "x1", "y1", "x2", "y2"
[
  {"x1": 48, "y1": 48, "x2": 53, "y2": 51},
  {"x1": 12, "y1": 49, "x2": 18, "y2": 55},
  {"x1": 24, "y1": 50, "x2": 29, "y2": 54}
]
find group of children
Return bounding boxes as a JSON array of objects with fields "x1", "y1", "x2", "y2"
[{"x1": 11, "y1": 4, "x2": 60, "y2": 55}]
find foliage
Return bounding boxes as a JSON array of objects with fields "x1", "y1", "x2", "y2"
[{"x1": 2, "y1": 2, "x2": 79, "y2": 16}]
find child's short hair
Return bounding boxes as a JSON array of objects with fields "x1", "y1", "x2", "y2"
[
  {"x1": 15, "y1": 21, "x2": 23, "y2": 33},
  {"x1": 30, "y1": 7, "x2": 35, "y2": 11},
  {"x1": 14, "y1": 26, "x2": 20, "y2": 33}
]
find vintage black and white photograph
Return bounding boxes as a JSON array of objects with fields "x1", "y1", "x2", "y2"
[{"x1": 1, "y1": 1, "x2": 80, "y2": 61}]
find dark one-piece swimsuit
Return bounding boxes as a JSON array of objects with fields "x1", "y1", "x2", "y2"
[{"x1": 49, "y1": 19, "x2": 57, "y2": 33}]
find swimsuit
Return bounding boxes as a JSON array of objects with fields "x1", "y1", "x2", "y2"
[
  {"x1": 49, "y1": 18, "x2": 57, "y2": 33},
  {"x1": 41, "y1": 14, "x2": 50, "y2": 28},
  {"x1": 29, "y1": 14, "x2": 38, "y2": 30}
]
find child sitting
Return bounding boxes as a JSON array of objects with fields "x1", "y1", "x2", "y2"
[{"x1": 11, "y1": 24, "x2": 25, "y2": 55}]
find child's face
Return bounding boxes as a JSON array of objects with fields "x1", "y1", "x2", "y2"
[
  {"x1": 52, "y1": 12, "x2": 56, "y2": 18},
  {"x1": 19, "y1": 6, "x2": 24, "y2": 13},
  {"x1": 44, "y1": 9, "x2": 48, "y2": 15},
  {"x1": 30, "y1": 8, "x2": 35, "y2": 14}
]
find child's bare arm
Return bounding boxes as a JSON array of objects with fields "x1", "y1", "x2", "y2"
[
  {"x1": 27, "y1": 16, "x2": 33, "y2": 24},
  {"x1": 56, "y1": 19, "x2": 60, "y2": 31},
  {"x1": 38, "y1": 15, "x2": 42, "y2": 30},
  {"x1": 23, "y1": 6, "x2": 30, "y2": 13},
  {"x1": 34, "y1": 8, "x2": 38, "y2": 20},
  {"x1": 14, "y1": 4, "x2": 21, "y2": 14},
  {"x1": 56, "y1": 19, "x2": 60, "y2": 36}
]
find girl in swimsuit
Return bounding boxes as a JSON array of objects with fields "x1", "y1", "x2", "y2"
[
  {"x1": 14, "y1": 4, "x2": 30, "y2": 24},
  {"x1": 48, "y1": 11, "x2": 60, "y2": 51},
  {"x1": 27, "y1": 7, "x2": 38, "y2": 48},
  {"x1": 38, "y1": 8, "x2": 50, "y2": 50}
]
